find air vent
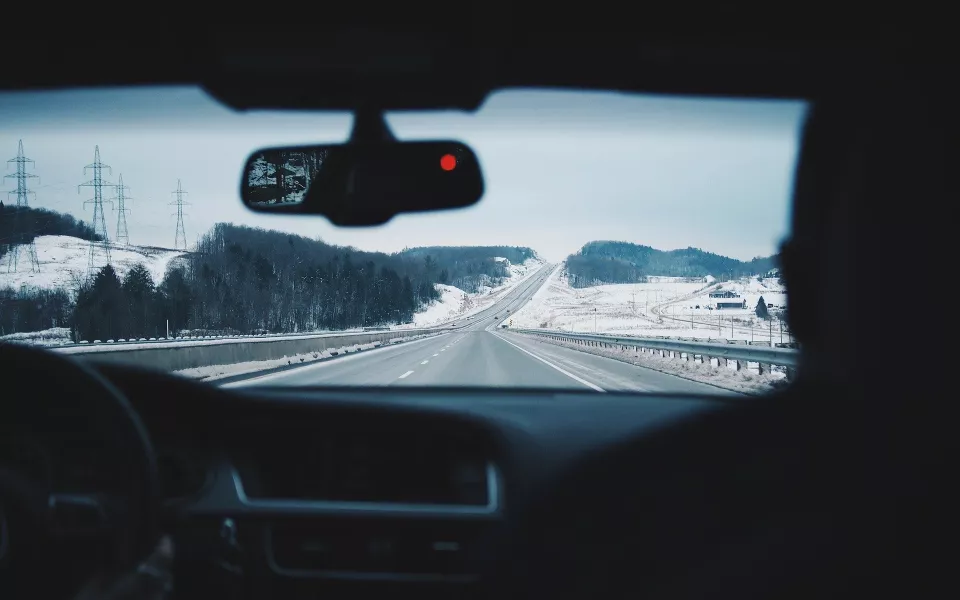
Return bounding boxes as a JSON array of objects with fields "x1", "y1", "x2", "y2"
[
  {"x1": 269, "y1": 518, "x2": 486, "y2": 580},
  {"x1": 233, "y1": 427, "x2": 493, "y2": 507}
]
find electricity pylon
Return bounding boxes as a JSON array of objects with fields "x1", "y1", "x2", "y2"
[
  {"x1": 170, "y1": 179, "x2": 189, "y2": 250},
  {"x1": 5, "y1": 139, "x2": 41, "y2": 273},
  {"x1": 78, "y1": 145, "x2": 115, "y2": 275}
]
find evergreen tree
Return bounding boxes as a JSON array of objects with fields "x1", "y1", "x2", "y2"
[
  {"x1": 123, "y1": 263, "x2": 161, "y2": 338},
  {"x1": 160, "y1": 266, "x2": 193, "y2": 334},
  {"x1": 73, "y1": 265, "x2": 127, "y2": 340},
  {"x1": 755, "y1": 295, "x2": 770, "y2": 320}
]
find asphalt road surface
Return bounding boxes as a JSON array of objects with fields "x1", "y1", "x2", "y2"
[{"x1": 223, "y1": 264, "x2": 734, "y2": 394}]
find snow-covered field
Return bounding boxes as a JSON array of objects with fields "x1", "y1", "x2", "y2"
[
  {"x1": 405, "y1": 257, "x2": 545, "y2": 328},
  {"x1": 0, "y1": 235, "x2": 186, "y2": 292},
  {"x1": 507, "y1": 263, "x2": 792, "y2": 343}
]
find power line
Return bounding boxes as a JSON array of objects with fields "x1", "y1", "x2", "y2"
[
  {"x1": 4, "y1": 140, "x2": 41, "y2": 273},
  {"x1": 170, "y1": 179, "x2": 189, "y2": 250},
  {"x1": 78, "y1": 145, "x2": 115, "y2": 275},
  {"x1": 113, "y1": 173, "x2": 132, "y2": 246}
]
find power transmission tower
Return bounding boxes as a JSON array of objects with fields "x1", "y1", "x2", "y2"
[
  {"x1": 113, "y1": 173, "x2": 132, "y2": 246},
  {"x1": 170, "y1": 179, "x2": 189, "y2": 250},
  {"x1": 113, "y1": 173, "x2": 133, "y2": 246},
  {"x1": 5, "y1": 139, "x2": 41, "y2": 273},
  {"x1": 78, "y1": 145, "x2": 115, "y2": 275}
]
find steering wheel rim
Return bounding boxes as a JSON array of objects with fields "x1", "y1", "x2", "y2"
[{"x1": 0, "y1": 342, "x2": 160, "y2": 595}]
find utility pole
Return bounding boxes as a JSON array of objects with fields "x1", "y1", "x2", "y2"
[
  {"x1": 594, "y1": 307, "x2": 597, "y2": 333},
  {"x1": 78, "y1": 145, "x2": 115, "y2": 275},
  {"x1": 113, "y1": 174, "x2": 132, "y2": 246},
  {"x1": 170, "y1": 179, "x2": 189, "y2": 250},
  {"x1": 5, "y1": 140, "x2": 41, "y2": 273}
]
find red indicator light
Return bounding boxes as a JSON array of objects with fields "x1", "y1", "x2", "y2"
[{"x1": 440, "y1": 153, "x2": 457, "y2": 171}]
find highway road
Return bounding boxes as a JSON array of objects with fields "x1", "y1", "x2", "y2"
[{"x1": 223, "y1": 263, "x2": 734, "y2": 394}]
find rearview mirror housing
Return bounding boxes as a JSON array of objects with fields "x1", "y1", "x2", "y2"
[{"x1": 241, "y1": 139, "x2": 484, "y2": 226}]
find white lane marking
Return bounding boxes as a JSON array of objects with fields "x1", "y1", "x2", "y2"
[
  {"x1": 440, "y1": 348, "x2": 446, "y2": 352},
  {"x1": 433, "y1": 353, "x2": 439, "y2": 357},
  {"x1": 420, "y1": 360, "x2": 429, "y2": 365},
  {"x1": 220, "y1": 333, "x2": 450, "y2": 387},
  {"x1": 398, "y1": 370, "x2": 414, "y2": 379},
  {"x1": 493, "y1": 333, "x2": 605, "y2": 392}
]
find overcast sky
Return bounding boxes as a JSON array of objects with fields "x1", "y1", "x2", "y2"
[{"x1": 0, "y1": 86, "x2": 807, "y2": 262}]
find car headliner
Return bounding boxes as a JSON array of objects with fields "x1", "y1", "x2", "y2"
[{"x1": 1, "y1": 21, "x2": 950, "y2": 111}]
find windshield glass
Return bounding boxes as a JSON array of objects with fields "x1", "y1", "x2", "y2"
[{"x1": 0, "y1": 87, "x2": 806, "y2": 395}]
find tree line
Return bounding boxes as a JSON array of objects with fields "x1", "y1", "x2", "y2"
[
  {"x1": 565, "y1": 240, "x2": 778, "y2": 288},
  {"x1": 398, "y1": 245, "x2": 538, "y2": 293},
  {"x1": 3, "y1": 220, "x2": 539, "y2": 341},
  {"x1": 0, "y1": 287, "x2": 72, "y2": 337},
  {"x1": 0, "y1": 204, "x2": 100, "y2": 261}
]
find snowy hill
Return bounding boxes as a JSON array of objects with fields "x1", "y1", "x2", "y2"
[
  {"x1": 407, "y1": 257, "x2": 545, "y2": 327},
  {"x1": 0, "y1": 235, "x2": 186, "y2": 292}
]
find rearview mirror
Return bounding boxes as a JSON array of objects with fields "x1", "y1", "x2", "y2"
[{"x1": 241, "y1": 140, "x2": 484, "y2": 226}]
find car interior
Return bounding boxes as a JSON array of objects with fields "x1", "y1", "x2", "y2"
[{"x1": 1, "y1": 20, "x2": 954, "y2": 600}]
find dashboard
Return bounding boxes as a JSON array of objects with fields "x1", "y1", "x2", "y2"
[{"x1": 5, "y1": 362, "x2": 731, "y2": 599}]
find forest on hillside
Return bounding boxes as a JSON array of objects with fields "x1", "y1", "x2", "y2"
[
  {"x1": 2, "y1": 222, "x2": 539, "y2": 340},
  {"x1": 565, "y1": 240, "x2": 778, "y2": 288},
  {"x1": 398, "y1": 246, "x2": 538, "y2": 293},
  {"x1": 0, "y1": 204, "x2": 100, "y2": 260}
]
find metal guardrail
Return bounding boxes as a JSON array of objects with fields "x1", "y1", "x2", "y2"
[
  {"x1": 509, "y1": 328, "x2": 799, "y2": 373},
  {"x1": 48, "y1": 324, "x2": 463, "y2": 354},
  {"x1": 44, "y1": 327, "x2": 451, "y2": 372}
]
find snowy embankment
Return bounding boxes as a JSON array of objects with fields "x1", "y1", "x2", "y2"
[
  {"x1": 173, "y1": 333, "x2": 437, "y2": 382},
  {"x1": 401, "y1": 257, "x2": 545, "y2": 328},
  {"x1": 0, "y1": 327, "x2": 72, "y2": 346},
  {"x1": 507, "y1": 263, "x2": 792, "y2": 344},
  {"x1": 0, "y1": 235, "x2": 185, "y2": 292},
  {"x1": 174, "y1": 342, "x2": 376, "y2": 382}
]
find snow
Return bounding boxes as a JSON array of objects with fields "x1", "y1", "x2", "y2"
[
  {"x1": 506, "y1": 264, "x2": 793, "y2": 344},
  {"x1": 0, "y1": 327, "x2": 72, "y2": 346},
  {"x1": 173, "y1": 342, "x2": 379, "y2": 382},
  {"x1": 0, "y1": 235, "x2": 186, "y2": 292},
  {"x1": 173, "y1": 333, "x2": 436, "y2": 382},
  {"x1": 411, "y1": 284, "x2": 468, "y2": 327},
  {"x1": 403, "y1": 257, "x2": 546, "y2": 328}
]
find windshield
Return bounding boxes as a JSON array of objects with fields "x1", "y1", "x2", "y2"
[{"x1": 0, "y1": 87, "x2": 806, "y2": 395}]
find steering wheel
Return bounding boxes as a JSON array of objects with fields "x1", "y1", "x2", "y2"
[{"x1": 0, "y1": 342, "x2": 160, "y2": 599}]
